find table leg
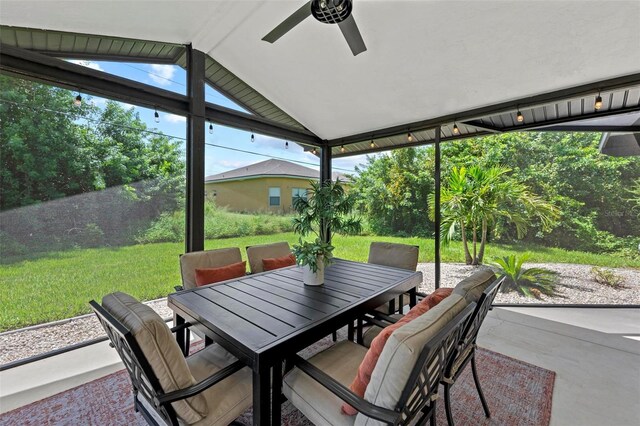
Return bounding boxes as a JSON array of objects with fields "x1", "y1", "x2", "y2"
[
  {"x1": 271, "y1": 362, "x2": 283, "y2": 426},
  {"x1": 348, "y1": 321, "x2": 355, "y2": 341},
  {"x1": 174, "y1": 314, "x2": 188, "y2": 356},
  {"x1": 356, "y1": 317, "x2": 364, "y2": 345},
  {"x1": 409, "y1": 287, "x2": 417, "y2": 309},
  {"x1": 253, "y1": 364, "x2": 271, "y2": 425}
]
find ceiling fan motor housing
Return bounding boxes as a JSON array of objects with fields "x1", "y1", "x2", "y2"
[{"x1": 311, "y1": 0, "x2": 353, "y2": 24}]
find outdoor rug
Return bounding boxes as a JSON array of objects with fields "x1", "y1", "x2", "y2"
[{"x1": 0, "y1": 337, "x2": 554, "y2": 426}]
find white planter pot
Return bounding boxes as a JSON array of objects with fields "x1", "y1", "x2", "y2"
[{"x1": 302, "y1": 256, "x2": 324, "y2": 286}]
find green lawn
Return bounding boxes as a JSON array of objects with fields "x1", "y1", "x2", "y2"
[{"x1": 1, "y1": 232, "x2": 638, "y2": 332}]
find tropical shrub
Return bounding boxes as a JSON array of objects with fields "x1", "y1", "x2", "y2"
[
  {"x1": 429, "y1": 166, "x2": 558, "y2": 265},
  {"x1": 491, "y1": 254, "x2": 559, "y2": 298},
  {"x1": 591, "y1": 267, "x2": 625, "y2": 288}
]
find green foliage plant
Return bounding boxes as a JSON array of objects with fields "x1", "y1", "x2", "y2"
[
  {"x1": 491, "y1": 254, "x2": 559, "y2": 298},
  {"x1": 430, "y1": 165, "x2": 559, "y2": 265},
  {"x1": 291, "y1": 179, "x2": 361, "y2": 269},
  {"x1": 590, "y1": 266, "x2": 625, "y2": 288}
]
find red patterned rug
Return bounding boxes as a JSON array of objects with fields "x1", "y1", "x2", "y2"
[{"x1": 0, "y1": 339, "x2": 554, "y2": 426}]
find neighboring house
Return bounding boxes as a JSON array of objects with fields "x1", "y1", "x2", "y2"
[{"x1": 205, "y1": 159, "x2": 345, "y2": 213}]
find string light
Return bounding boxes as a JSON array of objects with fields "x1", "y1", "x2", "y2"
[
  {"x1": 154, "y1": 108, "x2": 160, "y2": 123},
  {"x1": 312, "y1": 147, "x2": 317, "y2": 155},
  {"x1": 251, "y1": 132, "x2": 255, "y2": 143},
  {"x1": 370, "y1": 140, "x2": 375, "y2": 148},
  {"x1": 594, "y1": 93, "x2": 603, "y2": 110},
  {"x1": 74, "y1": 94, "x2": 82, "y2": 107},
  {"x1": 407, "y1": 132, "x2": 413, "y2": 142},
  {"x1": 516, "y1": 110, "x2": 524, "y2": 123},
  {"x1": 209, "y1": 122, "x2": 214, "y2": 134},
  {"x1": 340, "y1": 145, "x2": 345, "y2": 153},
  {"x1": 285, "y1": 141, "x2": 289, "y2": 149},
  {"x1": 453, "y1": 123, "x2": 460, "y2": 135}
]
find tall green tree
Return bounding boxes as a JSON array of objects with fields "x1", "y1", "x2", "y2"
[{"x1": 429, "y1": 165, "x2": 559, "y2": 265}]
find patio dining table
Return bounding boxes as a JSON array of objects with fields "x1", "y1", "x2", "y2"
[{"x1": 168, "y1": 258, "x2": 422, "y2": 426}]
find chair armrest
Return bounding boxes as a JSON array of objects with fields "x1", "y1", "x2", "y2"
[
  {"x1": 156, "y1": 360, "x2": 245, "y2": 404},
  {"x1": 291, "y1": 355, "x2": 398, "y2": 424},
  {"x1": 169, "y1": 322, "x2": 192, "y2": 334}
]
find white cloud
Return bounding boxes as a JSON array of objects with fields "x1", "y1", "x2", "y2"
[
  {"x1": 69, "y1": 60, "x2": 103, "y2": 72},
  {"x1": 165, "y1": 114, "x2": 186, "y2": 123},
  {"x1": 148, "y1": 64, "x2": 176, "y2": 86}
]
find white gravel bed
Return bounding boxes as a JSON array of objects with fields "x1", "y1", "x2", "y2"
[
  {"x1": 416, "y1": 263, "x2": 640, "y2": 305},
  {"x1": 2, "y1": 263, "x2": 638, "y2": 365},
  {"x1": 0, "y1": 299, "x2": 173, "y2": 365}
]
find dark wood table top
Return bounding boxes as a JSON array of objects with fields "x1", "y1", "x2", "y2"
[{"x1": 168, "y1": 258, "x2": 422, "y2": 366}]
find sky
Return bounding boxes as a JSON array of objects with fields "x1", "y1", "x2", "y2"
[{"x1": 70, "y1": 60, "x2": 371, "y2": 177}]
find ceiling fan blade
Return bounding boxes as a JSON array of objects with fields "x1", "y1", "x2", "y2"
[
  {"x1": 338, "y1": 14, "x2": 367, "y2": 56},
  {"x1": 262, "y1": 1, "x2": 312, "y2": 43}
]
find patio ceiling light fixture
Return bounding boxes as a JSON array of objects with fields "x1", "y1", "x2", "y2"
[
  {"x1": 73, "y1": 94, "x2": 82, "y2": 107},
  {"x1": 595, "y1": 93, "x2": 603, "y2": 110},
  {"x1": 453, "y1": 123, "x2": 460, "y2": 135}
]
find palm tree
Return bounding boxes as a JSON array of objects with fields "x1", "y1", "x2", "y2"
[{"x1": 429, "y1": 166, "x2": 558, "y2": 265}]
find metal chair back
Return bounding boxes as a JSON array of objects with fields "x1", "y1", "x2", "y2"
[
  {"x1": 446, "y1": 277, "x2": 505, "y2": 379},
  {"x1": 90, "y1": 300, "x2": 180, "y2": 426},
  {"x1": 394, "y1": 302, "x2": 476, "y2": 425}
]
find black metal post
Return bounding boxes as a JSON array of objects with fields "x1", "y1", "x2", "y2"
[
  {"x1": 185, "y1": 45, "x2": 206, "y2": 253},
  {"x1": 320, "y1": 146, "x2": 332, "y2": 243},
  {"x1": 434, "y1": 126, "x2": 441, "y2": 289}
]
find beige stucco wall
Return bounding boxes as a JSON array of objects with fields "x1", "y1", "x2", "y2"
[{"x1": 205, "y1": 177, "x2": 316, "y2": 213}]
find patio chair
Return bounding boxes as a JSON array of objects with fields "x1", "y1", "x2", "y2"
[
  {"x1": 441, "y1": 276, "x2": 505, "y2": 426},
  {"x1": 361, "y1": 271, "x2": 503, "y2": 426},
  {"x1": 245, "y1": 241, "x2": 292, "y2": 274},
  {"x1": 90, "y1": 292, "x2": 252, "y2": 426},
  {"x1": 369, "y1": 242, "x2": 420, "y2": 314},
  {"x1": 178, "y1": 247, "x2": 243, "y2": 291},
  {"x1": 282, "y1": 293, "x2": 475, "y2": 426}
]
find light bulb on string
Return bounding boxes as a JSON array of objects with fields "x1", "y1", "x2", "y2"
[
  {"x1": 251, "y1": 132, "x2": 255, "y2": 143},
  {"x1": 370, "y1": 140, "x2": 375, "y2": 148},
  {"x1": 312, "y1": 147, "x2": 317, "y2": 155},
  {"x1": 341, "y1": 145, "x2": 345, "y2": 153},
  {"x1": 516, "y1": 110, "x2": 524, "y2": 123},
  {"x1": 154, "y1": 109, "x2": 160, "y2": 123},
  {"x1": 407, "y1": 132, "x2": 413, "y2": 142},
  {"x1": 74, "y1": 94, "x2": 82, "y2": 107},
  {"x1": 594, "y1": 93, "x2": 603, "y2": 110},
  {"x1": 209, "y1": 123, "x2": 214, "y2": 134},
  {"x1": 453, "y1": 124, "x2": 460, "y2": 135},
  {"x1": 285, "y1": 141, "x2": 289, "y2": 149}
]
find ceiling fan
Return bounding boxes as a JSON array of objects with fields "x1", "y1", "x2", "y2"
[{"x1": 262, "y1": 0, "x2": 367, "y2": 56}]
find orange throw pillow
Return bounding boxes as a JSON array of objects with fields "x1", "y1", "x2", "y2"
[
  {"x1": 262, "y1": 253, "x2": 296, "y2": 271},
  {"x1": 342, "y1": 287, "x2": 454, "y2": 415},
  {"x1": 194, "y1": 261, "x2": 246, "y2": 286}
]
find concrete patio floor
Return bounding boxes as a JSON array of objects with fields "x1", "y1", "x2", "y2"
[{"x1": 1, "y1": 307, "x2": 639, "y2": 425}]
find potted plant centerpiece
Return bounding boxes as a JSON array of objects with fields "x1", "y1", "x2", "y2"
[{"x1": 292, "y1": 178, "x2": 361, "y2": 285}]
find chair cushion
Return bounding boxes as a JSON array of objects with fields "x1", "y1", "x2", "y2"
[
  {"x1": 180, "y1": 248, "x2": 243, "y2": 290},
  {"x1": 246, "y1": 241, "x2": 291, "y2": 274},
  {"x1": 262, "y1": 253, "x2": 296, "y2": 271},
  {"x1": 194, "y1": 261, "x2": 246, "y2": 287},
  {"x1": 452, "y1": 269, "x2": 497, "y2": 303},
  {"x1": 367, "y1": 242, "x2": 419, "y2": 271},
  {"x1": 283, "y1": 340, "x2": 366, "y2": 426},
  {"x1": 343, "y1": 287, "x2": 453, "y2": 415},
  {"x1": 360, "y1": 294, "x2": 467, "y2": 425},
  {"x1": 187, "y1": 344, "x2": 253, "y2": 426},
  {"x1": 101, "y1": 292, "x2": 207, "y2": 424}
]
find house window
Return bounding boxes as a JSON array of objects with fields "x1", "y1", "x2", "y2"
[
  {"x1": 269, "y1": 187, "x2": 281, "y2": 206},
  {"x1": 292, "y1": 188, "x2": 307, "y2": 205}
]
